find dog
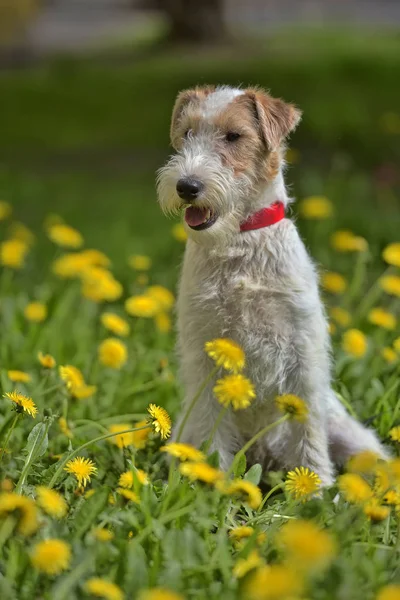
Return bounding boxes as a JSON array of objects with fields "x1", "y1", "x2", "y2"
[{"x1": 157, "y1": 85, "x2": 387, "y2": 485}]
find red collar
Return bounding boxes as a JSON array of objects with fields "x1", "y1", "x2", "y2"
[{"x1": 240, "y1": 202, "x2": 285, "y2": 232}]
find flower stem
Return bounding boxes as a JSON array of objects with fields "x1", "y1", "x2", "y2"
[
  {"x1": 204, "y1": 406, "x2": 229, "y2": 453},
  {"x1": 258, "y1": 483, "x2": 284, "y2": 512},
  {"x1": 48, "y1": 424, "x2": 151, "y2": 488},
  {"x1": 176, "y1": 365, "x2": 219, "y2": 443},
  {"x1": 0, "y1": 414, "x2": 20, "y2": 463},
  {"x1": 227, "y1": 414, "x2": 290, "y2": 478}
]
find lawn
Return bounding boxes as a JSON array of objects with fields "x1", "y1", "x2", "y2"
[{"x1": 0, "y1": 29, "x2": 400, "y2": 600}]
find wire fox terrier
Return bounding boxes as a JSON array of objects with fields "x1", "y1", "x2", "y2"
[{"x1": 157, "y1": 85, "x2": 386, "y2": 485}]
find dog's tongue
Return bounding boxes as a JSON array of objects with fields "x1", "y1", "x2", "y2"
[{"x1": 185, "y1": 206, "x2": 208, "y2": 227}]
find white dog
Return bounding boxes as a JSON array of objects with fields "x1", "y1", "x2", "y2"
[{"x1": 157, "y1": 85, "x2": 386, "y2": 485}]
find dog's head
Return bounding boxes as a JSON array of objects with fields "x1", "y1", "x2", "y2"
[{"x1": 157, "y1": 85, "x2": 301, "y2": 245}]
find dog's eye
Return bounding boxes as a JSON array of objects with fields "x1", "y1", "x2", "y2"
[{"x1": 226, "y1": 132, "x2": 241, "y2": 142}]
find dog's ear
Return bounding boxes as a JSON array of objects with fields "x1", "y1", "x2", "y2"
[
  {"x1": 245, "y1": 88, "x2": 301, "y2": 151},
  {"x1": 170, "y1": 86, "x2": 216, "y2": 147}
]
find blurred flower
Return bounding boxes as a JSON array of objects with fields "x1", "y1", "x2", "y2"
[
  {"x1": 205, "y1": 338, "x2": 245, "y2": 373},
  {"x1": 233, "y1": 550, "x2": 264, "y2": 579},
  {"x1": 379, "y1": 275, "x2": 400, "y2": 297},
  {"x1": 92, "y1": 528, "x2": 114, "y2": 542},
  {"x1": 346, "y1": 451, "x2": 379, "y2": 474},
  {"x1": 48, "y1": 224, "x2": 83, "y2": 249},
  {"x1": 245, "y1": 564, "x2": 304, "y2": 600},
  {"x1": 363, "y1": 499, "x2": 390, "y2": 522},
  {"x1": 172, "y1": 222, "x2": 188, "y2": 242},
  {"x1": 98, "y1": 338, "x2": 128, "y2": 369},
  {"x1": 380, "y1": 111, "x2": 400, "y2": 135},
  {"x1": 138, "y1": 589, "x2": 185, "y2": 600},
  {"x1": 147, "y1": 404, "x2": 171, "y2": 439},
  {"x1": 368, "y1": 308, "x2": 396, "y2": 330},
  {"x1": 276, "y1": 394, "x2": 308, "y2": 422},
  {"x1": 329, "y1": 307, "x2": 351, "y2": 327},
  {"x1": 116, "y1": 488, "x2": 139, "y2": 503},
  {"x1": 128, "y1": 254, "x2": 152, "y2": 271},
  {"x1": 277, "y1": 519, "x2": 336, "y2": 571},
  {"x1": 31, "y1": 539, "x2": 71, "y2": 575},
  {"x1": 322, "y1": 272, "x2": 347, "y2": 294},
  {"x1": 330, "y1": 230, "x2": 368, "y2": 253},
  {"x1": 0, "y1": 492, "x2": 38, "y2": 535},
  {"x1": 118, "y1": 469, "x2": 148, "y2": 488},
  {"x1": 394, "y1": 338, "x2": 400, "y2": 354},
  {"x1": 342, "y1": 329, "x2": 368, "y2": 358},
  {"x1": 9, "y1": 221, "x2": 35, "y2": 246},
  {"x1": 147, "y1": 285, "x2": 175, "y2": 311},
  {"x1": 285, "y1": 467, "x2": 321, "y2": 501},
  {"x1": 224, "y1": 479, "x2": 262, "y2": 509},
  {"x1": 180, "y1": 462, "x2": 224, "y2": 485},
  {"x1": 382, "y1": 243, "x2": 400, "y2": 267},
  {"x1": 7, "y1": 370, "x2": 31, "y2": 383},
  {"x1": 338, "y1": 473, "x2": 373, "y2": 504},
  {"x1": 229, "y1": 526, "x2": 255, "y2": 541},
  {"x1": 52, "y1": 250, "x2": 110, "y2": 279},
  {"x1": 64, "y1": 457, "x2": 97, "y2": 488},
  {"x1": 36, "y1": 486, "x2": 67, "y2": 518},
  {"x1": 0, "y1": 201, "x2": 12, "y2": 220},
  {"x1": 0, "y1": 239, "x2": 29, "y2": 269},
  {"x1": 161, "y1": 442, "x2": 205, "y2": 463},
  {"x1": 108, "y1": 423, "x2": 136, "y2": 449},
  {"x1": 100, "y1": 313, "x2": 130, "y2": 337},
  {"x1": 81, "y1": 267, "x2": 123, "y2": 303},
  {"x1": 376, "y1": 585, "x2": 400, "y2": 600},
  {"x1": 213, "y1": 374, "x2": 255, "y2": 410},
  {"x1": 329, "y1": 322, "x2": 337, "y2": 335},
  {"x1": 389, "y1": 427, "x2": 400, "y2": 443},
  {"x1": 4, "y1": 391, "x2": 37, "y2": 417},
  {"x1": 125, "y1": 294, "x2": 160, "y2": 318},
  {"x1": 24, "y1": 301, "x2": 47, "y2": 323},
  {"x1": 299, "y1": 196, "x2": 333, "y2": 219},
  {"x1": 382, "y1": 347, "x2": 398, "y2": 364},
  {"x1": 84, "y1": 578, "x2": 123, "y2": 600},
  {"x1": 38, "y1": 352, "x2": 56, "y2": 369},
  {"x1": 59, "y1": 365, "x2": 96, "y2": 399},
  {"x1": 155, "y1": 312, "x2": 172, "y2": 333},
  {"x1": 58, "y1": 417, "x2": 73, "y2": 439}
]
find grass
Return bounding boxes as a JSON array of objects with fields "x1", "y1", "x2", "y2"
[{"x1": 0, "y1": 28, "x2": 400, "y2": 600}]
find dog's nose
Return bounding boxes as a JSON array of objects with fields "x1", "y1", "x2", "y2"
[{"x1": 176, "y1": 178, "x2": 204, "y2": 201}]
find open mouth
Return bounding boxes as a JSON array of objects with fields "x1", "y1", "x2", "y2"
[{"x1": 184, "y1": 206, "x2": 218, "y2": 231}]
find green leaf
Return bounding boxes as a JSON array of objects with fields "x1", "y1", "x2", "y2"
[
  {"x1": 123, "y1": 543, "x2": 149, "y2": 592},
  {"x1": 23, "y1": 422, "x2": 48, "y2": 460},
  {"x1": 71, "y1": 487, "x2": 109, "y2": 540},
  {"x1": 244, "y1": 463, "x2": 262, "y2": 485}
]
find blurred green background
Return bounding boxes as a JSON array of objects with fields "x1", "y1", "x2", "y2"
[{"x1": 0, "y1": 0, "x2": 399, "y2": 278}]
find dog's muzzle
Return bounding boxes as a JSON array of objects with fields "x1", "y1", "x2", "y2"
[{"x1": 176, "y1": 177, "x2": 218, "y2": 231}]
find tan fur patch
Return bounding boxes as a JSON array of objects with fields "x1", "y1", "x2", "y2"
[{"x1": 170, "y1": 85, "x2": 216, "y2": 147}]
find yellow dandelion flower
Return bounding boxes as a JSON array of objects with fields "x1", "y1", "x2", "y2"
[
  {"x1": 147, "y1": 404, "x2": 171, "y2": 439},
  {"x1": 368, "y1": 308, "x2": 397, "y2": 330},
  {"x1": 382, "y1": 347, "x2": 398, "y2": 364},
  {"x1": 382, "y1": 489, "x2": 400, "y2": 506},
  {"x1": 382, "y1": 243, "x2": 400, "y2": 267},
  {"x1": 0, "y1": 201, "x2": 12, "y2": 220},
  {"x1": 322, "y1": 271, "x2": 347, "y2": 294},
  {"x1": 116, "y1": 488, "x2": 139, "y2": 503},
  {"x1": 81, "y1": 267, "x2": 123, "y2": 303},
  {"x1": 9, "y1": 221, "x2": 35, "y2": 246},
  {"x1": 92, "y1": 527, "x2": 114, "y2": 542},
  {"x1": 48, "y1": 224, "x2": 83, "y2": 249},
  {"x1": 138, "y1": 589, "x2": 185, "y2": 600},
  {"x1": 364, "y1": 499, "x2": 390, "y2": 522},
  {"x1": 233, "y1": 550, "x2": 264, "y2": 579},
  {"x1": 84, "y1": 578, "x2": 123, "y2": 600},
  {"x1": 74, "y1": 384, "x2": 97, "y2": 400},
  {"x1": 125, "y1": 294, "x2": 160, "y2": 318},
  {"x1": 285, "y1": 467, "x2": 321, "y2": 501},
  {"x1": 161, "y1": 442, "x2": 205, "y2": 463},
  {"x1": 229, "y1": 526, "x2": 255, "y2": 540},
  {"x1": 180, "y1": 461, "x2": 224, "y2": 485},
  {"x1": 213, "y1": 374, "x2": 255, "y2": 410},
  {"x1": 31, "y1": 539, "x2": 71, "y2": 575},
  {"x1": 38, "y1": 352, "x2": 56, "y2": 369},
  {"x1": 59, "y1": 365, "x2": 96, "y2": 399},
  {"x1": 155, "y1": 312, "x2": 172, "y2": 333},
  {"x1": 100, "y1": 313, "x2": 130, "y2": 337},
  {"x1": 4, "y1": 391, "x2": 37, "y2": 417},
  {"x1": 0, "y1": 492, "x2": 38, "y2": 535},
  {"x1": 346, "y1": 451, "x2": 379, "y2": 474},
  {"x1": 275, "y1": 394, "x2": 308, "y2": 422},
  {"x1": 128, "y1": 254, "x2": 152, "y2": 271},
  {"x1": 1, "y1": 479, "x2": 13, "y2": 492},
  {"x1": 52, "y1": 250, "x2": 110, "y2": 279},
  {"x1": 0, "y1": 239, "x2": 29, "y2": 269},
  {"x1": 172, "y1": 222, "x2": 188, "y2": 242},
  {"x1": 118, "y1": 469, "x2": 148, "y2": 488},
  {"x1": 24, "y1": 302, "x2": 47, "y2": 323},
  {"x1": 342, "y1": 329, "x2": 368, "y2": 358},
  {"x1": 85, "y1": 489, "x2": 96, "y2": 500},
  {"x1": 277, "y1": 519, "x2": 336, "y2": 571},
  {"x1": 205, "y1": 338, "x2": 245, "y2": 373},
  {"x1": 330, "y1": 307, "x2": 351, "y2": 327},
  {"x1": 7, "y1": 370, "x2": 31, "y2": 383},
  {"x1": 58, "y1": 417, "x2": 73, "y2": 438},
  {"x1": 147, "y1": 285, "x2": 175, "y2": 311},
  {"x1": 98, "y1": 338, "x2": 128, "y2": 370},
  {"x1": 380, "y1": 275, "x2": 400, "y2": 297},
  {"x1": 64, "y1": 457, "x2": 97, "y2": 488},
  {"x1": 394, "y1": 338, "x2": 400, "y2": 354},
  {"x1": 36, "y1": 486, "x2": 67, "y2": 518},
  {"x1": 376, "y1": 585, "x2": 400, "y2": 600},
  {"x1": 299, "y1": 196, "x2": 333, "y2": 219},
  {"x1": 224, "y1": 479, "x2": 262, "y2": 509},
  {"x1": 389, "y1": 427, "x2": 400, "y2": 443},
  {"x1": 338, "y1": 473, "x2": 373, "y2": 504},
  {"x1": 109, "y1": 420, "x2": 151, "y2": 450},
  {"x1": 374, "y1": 465, "x2": 391, "y2": 495},
  {"x1": 245, "y1": 564, "x2": 304, "y2": 600},
  {"x1": 330, "y1": 230, "x2": 368, "y2": 253}
]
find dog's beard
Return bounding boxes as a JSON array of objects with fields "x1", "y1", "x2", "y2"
[{"x1": 157, "y1": 145, "x2": 253, "y2": 246}]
